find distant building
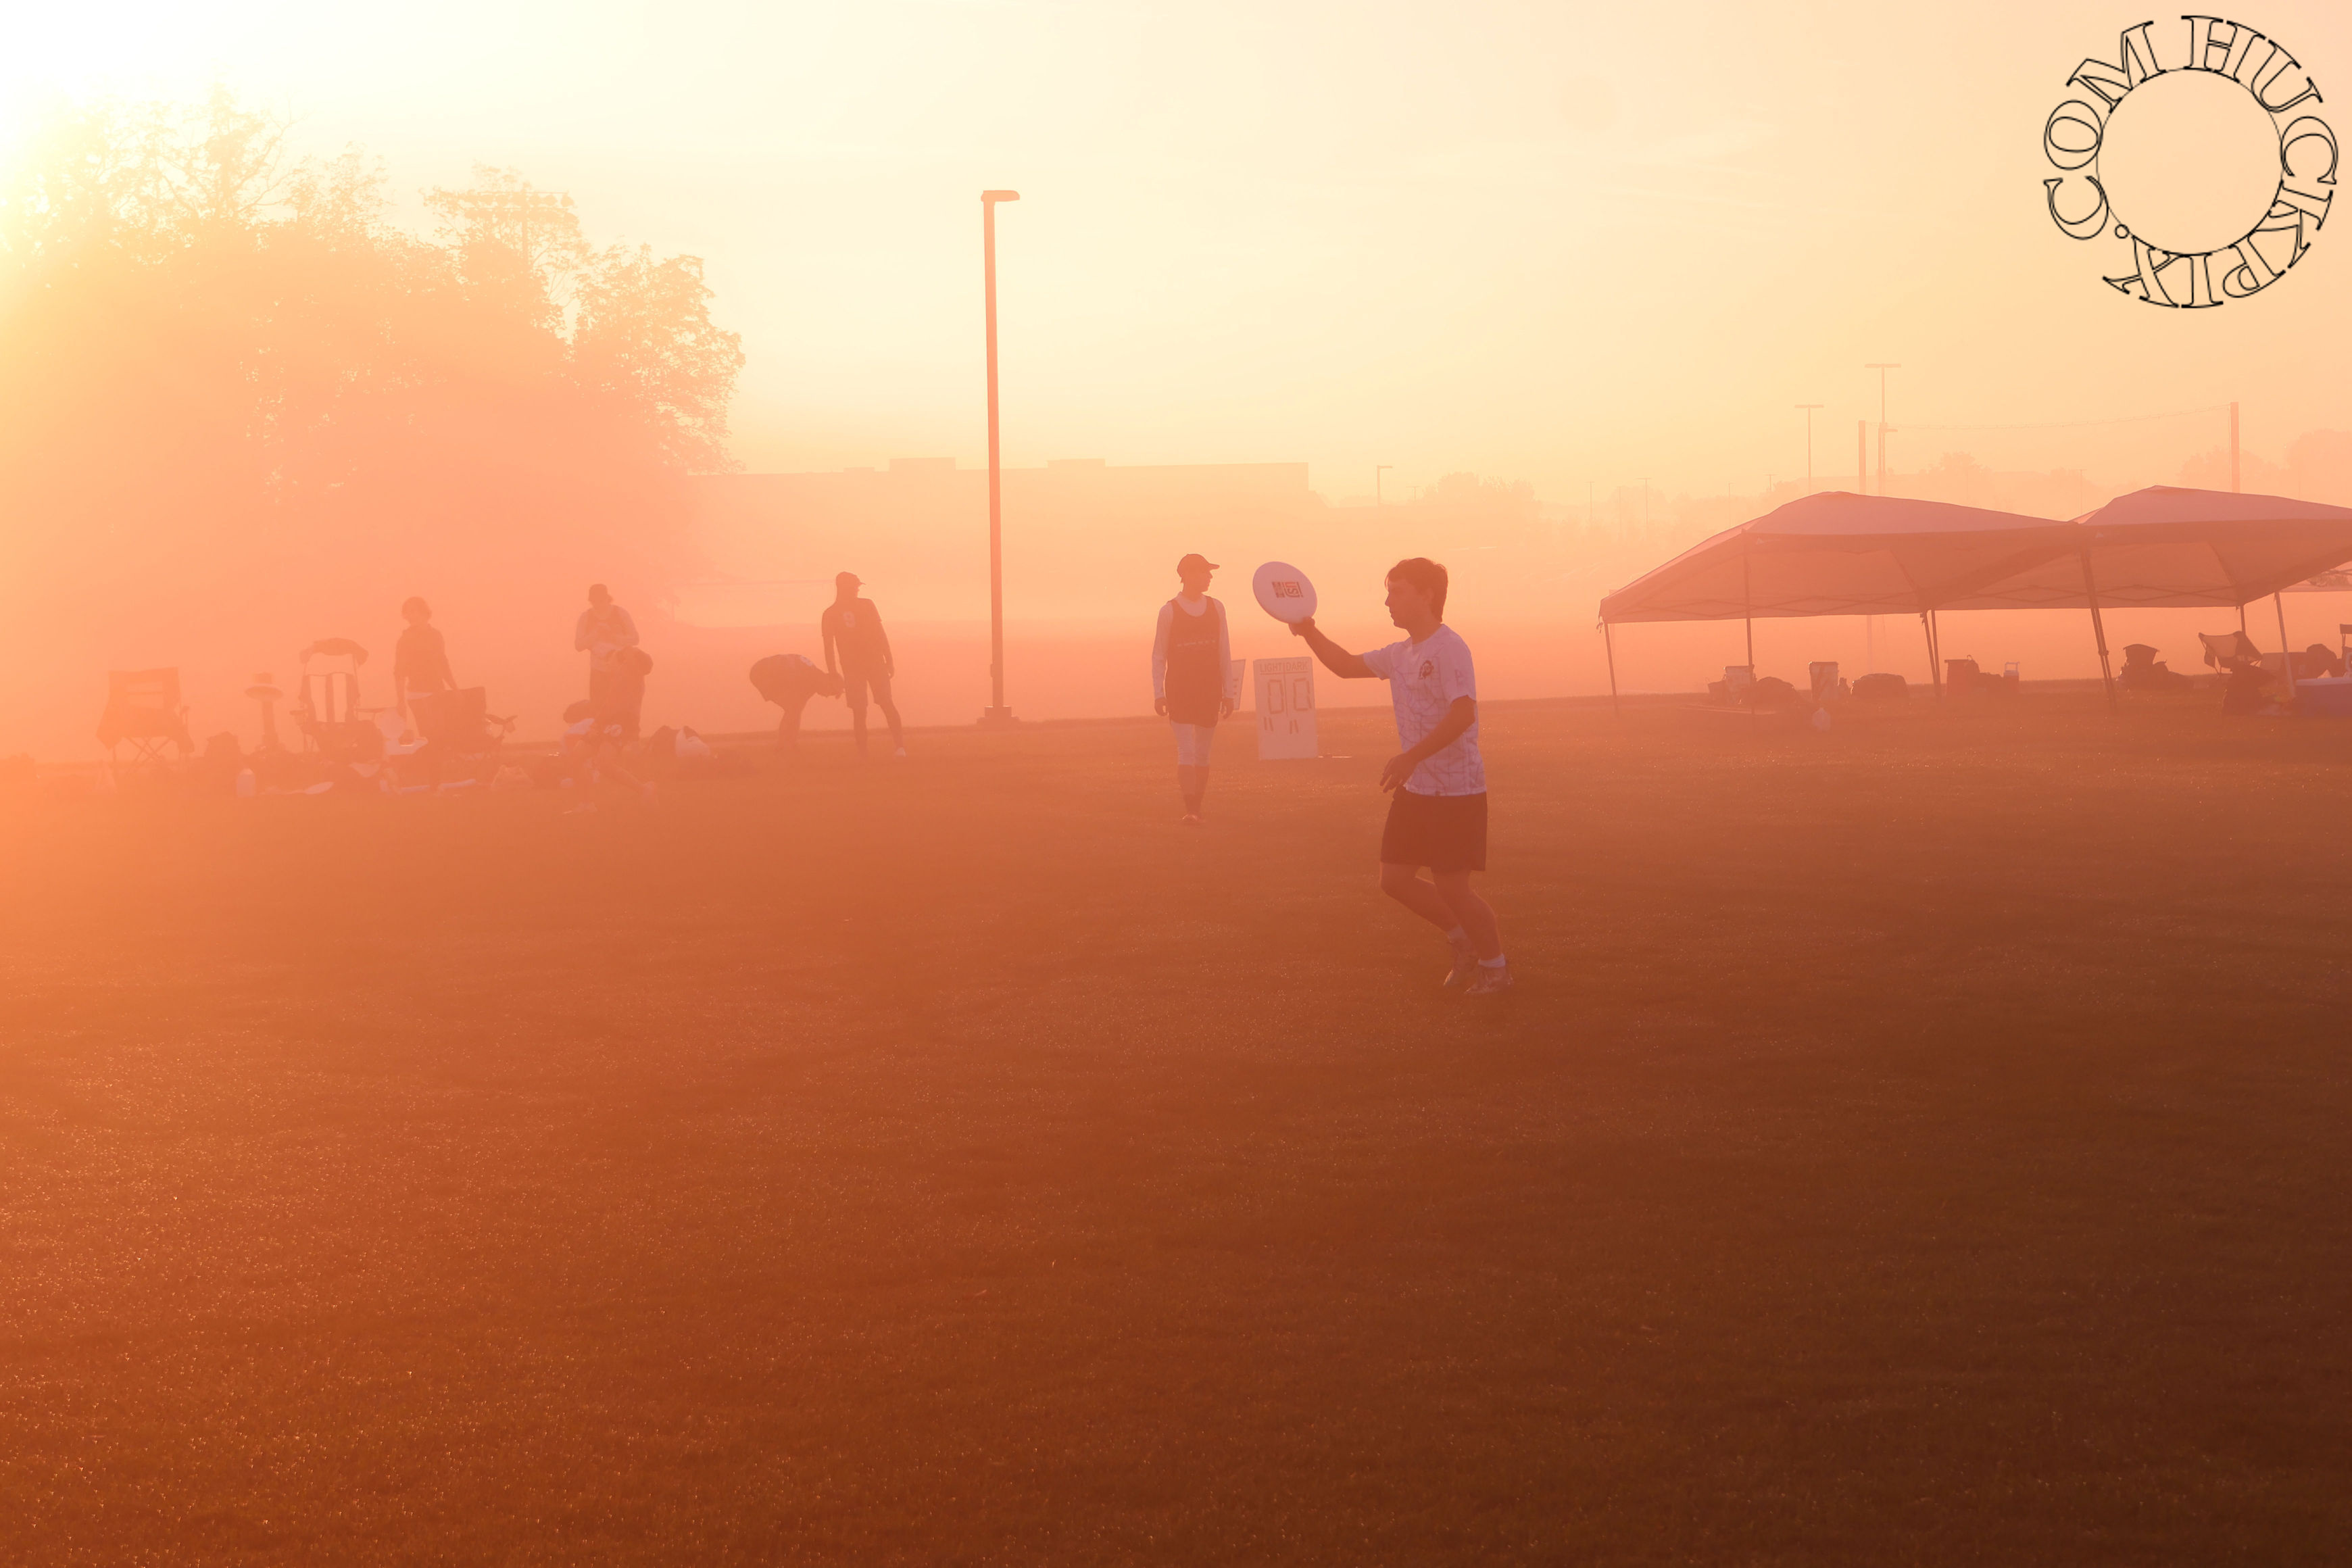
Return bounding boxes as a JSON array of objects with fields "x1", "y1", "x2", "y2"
[{"x1": 688, "y1": 461, "x2": 1318, "y2": 623}]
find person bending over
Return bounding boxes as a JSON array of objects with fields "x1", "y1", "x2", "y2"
[
  {"x1": 820, "y1": 572, "x2": 904, "y2": 758},
  {"x1": 1289, "y1": 556, "x2": 1510, "y2": 996},
  {"x1": 1150, "y1": 552, "x2": 1237, "y2": 824},
  {"x1": 749, "y1": 653, "x2": 843, "y2": 750}
]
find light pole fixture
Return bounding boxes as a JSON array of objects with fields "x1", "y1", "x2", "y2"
[
  {"x1": 1795, "y1": 404, "x2": 1823, "y2": 491},
  {"x1": 981, "y1": 189, "x2": 1021, "y2": 727},
  {"x1": 1865, "y1": 364, "x2": 1899, "y2": 495}
]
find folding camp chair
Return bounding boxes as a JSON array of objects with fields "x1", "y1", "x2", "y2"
[
  {"x1": 2201, "y1": 631, "x2": 2274, "y2": 714},
  {"x1": 293, "y1": 639, "x2": 382, "y2": 763},
  {"x1": 97, "y1": 668, "x2": 193, "y2": 764},
  {"x1": 2199, "y1": 631, "x2": 2263, "y2": 670}
]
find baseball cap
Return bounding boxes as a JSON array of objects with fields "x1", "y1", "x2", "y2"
[
  {"x1": 1176, "y1": 553, "x2": 1220, "y2": 573},
  {"x1": 835, "y1": 570, "x2": 862, "y2": 587}
]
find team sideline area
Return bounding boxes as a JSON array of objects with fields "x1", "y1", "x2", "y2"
[{"x1": 6, "y1": 695, "x2": 2351, "y2": 1563}]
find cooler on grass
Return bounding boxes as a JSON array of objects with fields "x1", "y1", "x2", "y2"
[{"x1": 2295, "y1": 677, "x2": 2352, "y2": 718}]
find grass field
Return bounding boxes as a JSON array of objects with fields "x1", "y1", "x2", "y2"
[{"x1": 5, "y1": 693, "x2": 2352, "y2": 1565}]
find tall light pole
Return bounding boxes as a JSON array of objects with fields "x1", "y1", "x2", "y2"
[
  {"x1": 981, "y1": 189, "x2": 1020, "y2": 727},
  {"x1": 1865, "y1": 364, "x2": 1899, "y2": 496},
  {"x1": 1795, "y1": 403, "x2": 1823, "y2": 492}
]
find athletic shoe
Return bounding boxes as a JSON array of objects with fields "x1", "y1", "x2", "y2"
[
  {"x1": 1442, "y1": 934, "x2": 1479, "y2": 989},
  {"x1": 1463, "y1": 962, "x2": 1514, "y2": 998},
  {"x1": 1181, "y1": 812, "x2": 1202, "y2": 827},
  {"x1": 893, "y1": 747, "x2": 907, "y2": 759}
]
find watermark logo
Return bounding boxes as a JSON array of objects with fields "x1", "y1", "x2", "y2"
[{"x1": 2042, "y1": 17, "x2": 2334, "y2": 306}]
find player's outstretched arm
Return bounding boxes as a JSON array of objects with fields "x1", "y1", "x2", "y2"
[
  {"x1": 1288, "y1": 616, "x2": 1374, "y2": 679},
  {"x1": 1377, "y1": 697, "x2": 1475, "y2": 791}
]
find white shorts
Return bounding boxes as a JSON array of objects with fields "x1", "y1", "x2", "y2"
[{"x1": 1171, "y1": 722, "x2": 1215, "y2": 766}]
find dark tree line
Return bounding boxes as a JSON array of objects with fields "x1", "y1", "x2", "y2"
[{"x1": 0, "y1": 91, "x2": 745, "y2": 742}]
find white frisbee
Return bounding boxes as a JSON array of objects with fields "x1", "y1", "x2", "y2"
[{"x1": 1252, "y1": 561, "x2": 1318, "y2": 624}]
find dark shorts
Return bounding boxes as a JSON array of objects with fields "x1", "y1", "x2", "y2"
[{"x1": 1381, "y1": 789, "x2": 1488, "y2": 873}]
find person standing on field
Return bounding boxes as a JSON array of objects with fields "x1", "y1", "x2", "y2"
[
  {"x1": 1288, "y1": 556, "x2": 1510, "y2": 996},
  {"x1": 393, "y1": 595, "x2": 456, "y2": 725},
  {"x1": 574, "y1": 583, "x2": 639, "y2": 712},
  {"x1": 1150, "y1": 552, "x2": 1237, "y2": 824},
  {"x1": 820, "y1": 572, "x2": 904, "y2": 758}
]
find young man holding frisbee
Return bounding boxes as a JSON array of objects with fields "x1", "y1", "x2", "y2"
[
  {"x1": 1151, "y1": 552, "x2": 1238, "y2": 823},
  {"x1": 1290, "y1": 557, "x2": 1509, "y2": 995}
]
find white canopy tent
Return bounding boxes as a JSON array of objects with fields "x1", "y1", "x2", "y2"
[
  {"x1": 1597, "y1": 487, "x2": 2352, "y2": 710},
  {"x1": 1951, "y1": 487, "x2": 2352, "y2": 702},
  {"x1": 1596, "y1": 493, "x2": 2072, "y2": 707}
]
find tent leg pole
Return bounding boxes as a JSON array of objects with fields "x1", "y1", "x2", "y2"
[
  {"x1": 1746, "y1": 614, "x2": 1758, "y2": 725},
  {"x1": 2275, "y1": 591, "x2": 2296, "y2": 709},
  {"x1": 2080, "y1": 548, "x2": 2116, "y2": 714},
  {"x1": 1604, "y1": 622, "x2": 1621, "y2": 720},
  {"x1": 1742, "y1": 550, "x2": 1757, "y2": 725},
  {"x1": 2088, "y1": 603, "x2": 2117, "y2": 712},
  {"x1": 1921, "y1": 611, "x2": 1941, "y2": 700}
]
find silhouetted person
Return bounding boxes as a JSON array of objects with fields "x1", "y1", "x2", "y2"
[
  {"x1": 574, "y1": 583, "x2": 639, "y2": 712},
  {"x1": 393, "y1": 596, "x2": 456, "y2": 724},
  {"x1": 820, "y1": 572, "x2": 903, "y2": 758},
  {"x1": 750, "y1": 654, "x2": 844, "y2": 751},
  {"x1": 602, "y1": 645, "x2": 652, "y2": 743},
  {"x1": 1290, "y1": 557, "x2": 1510, "y2": 996},
  {"x1": 2222, "y1": 658, "x2": 2270, "y2": 714},
  {"x1": 1151, "y1": 552, "x2": 1235, "y2": 824},
  {"x1": 2296, "y1": 643, "x2": 2345, "y2": 679}
]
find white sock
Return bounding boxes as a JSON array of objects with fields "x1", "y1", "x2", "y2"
[
  {"x1": 1444, "y1": 926, "x2": 1468, "y2": 943},
  {"x1": 1479, "y1": 954, "x2": 1507, "y2": 968}
]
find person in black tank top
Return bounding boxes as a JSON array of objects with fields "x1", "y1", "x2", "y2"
[{"x1": 1151, "y1": 553, "x2": 1235, "y2": 823}]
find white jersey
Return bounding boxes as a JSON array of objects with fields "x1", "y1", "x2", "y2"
[{"x1": 1363, "y1": 624, "x2": 1485, "y2": 795}]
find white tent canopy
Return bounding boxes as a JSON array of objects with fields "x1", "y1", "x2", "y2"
[
  {"x1": 1596, "y1": 486, "x2": 2352, "y2": 710},
  {"x1": 1598, "y1": 493, "x2": 2069, "y2": 624},
  {"x1": 1944, "y1": 487, "x2": 2352, "y2": 610}
]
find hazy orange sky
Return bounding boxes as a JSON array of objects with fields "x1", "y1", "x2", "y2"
[{"x1": 9, "y1": 1, "x2": 2349, "y2": 503}]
